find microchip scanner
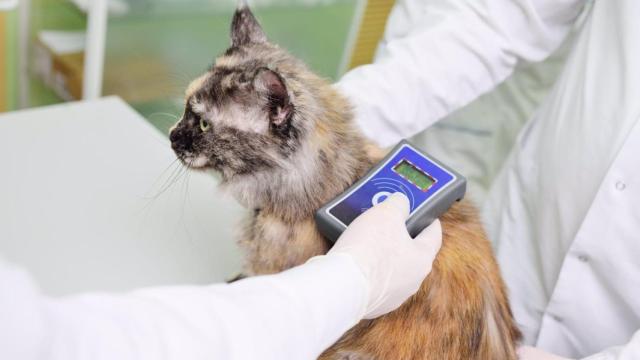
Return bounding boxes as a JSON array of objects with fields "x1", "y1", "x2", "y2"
[{"x1": 315, "y1": 140, "x2": 466, "y2": 243}]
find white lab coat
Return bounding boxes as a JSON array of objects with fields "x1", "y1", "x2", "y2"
[
  {"x1": 338, "y1": 0, "x2": 640, "y2": 359},
  {"x1": 0, "y1": 254, "x2": 366, "y2": 360}
]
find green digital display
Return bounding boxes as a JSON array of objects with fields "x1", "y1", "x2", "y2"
[{"x1": 393, "y1": 160, "x2": 435, "y2": 191}]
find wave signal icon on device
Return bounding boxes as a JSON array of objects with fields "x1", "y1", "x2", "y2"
[{"x1": 370, "y1": 178, "x2": 416, "y2": 210}]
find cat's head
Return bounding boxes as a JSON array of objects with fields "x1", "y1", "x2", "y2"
[
  {"x1": 169, "y1": 4, "x2": 365, "y2": 215},
  {"x1": 170, "y1": 4, "x2": 323, "y2": 180}
]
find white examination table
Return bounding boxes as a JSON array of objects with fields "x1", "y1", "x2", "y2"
[{"x1": 0, "y1": 97, "x2": 243, "y2": 295}]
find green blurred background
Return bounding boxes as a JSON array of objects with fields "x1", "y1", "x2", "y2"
[{"x1": 1, "y1": 0, "x2": 358, "y2": 133}]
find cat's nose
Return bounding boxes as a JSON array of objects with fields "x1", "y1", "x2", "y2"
[
  {"x1": 169, "y1": 129, "x2": 191, "y2": 152},
  {"x1": 169, "y1": 129, "x2": 180, "y2": 143}
]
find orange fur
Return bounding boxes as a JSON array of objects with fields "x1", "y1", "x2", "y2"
[
  {"x1": 239, "y1": 146, "x2": 521, "y2": 359},
  {"x1": 318, "y1": 201, "x2": 521, "y2": 360}
]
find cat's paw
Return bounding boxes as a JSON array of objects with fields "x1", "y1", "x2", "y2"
[{"x1": 226, "y1": 273, "x2": 247, "y2": 283}]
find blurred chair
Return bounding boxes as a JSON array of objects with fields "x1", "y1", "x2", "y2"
[
  {"x1": 0, "y1": 1, "x2": 18, "y2": 111},
  {"x1": 0, "y1": 0, "x2": 17, "y2": 10}
]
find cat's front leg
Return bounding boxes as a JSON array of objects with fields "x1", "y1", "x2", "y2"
[{"x1": 226, "y1": 273, "x2": 248, "y2": 283}]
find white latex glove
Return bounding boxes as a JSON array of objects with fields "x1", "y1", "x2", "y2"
[
  {"x1": 518, "y1": 346, "x2": 574, "y2": 360},
  {"x1": 328, "y1": 192, "x2": 442, "y2": 319}
]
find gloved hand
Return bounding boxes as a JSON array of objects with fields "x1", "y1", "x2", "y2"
[
  {"x1": 328, "y1": 193, "x2": 442, "y2": 319},
  {"x1": 518, "y1": 346, "x2": 574, "y2": 360}
]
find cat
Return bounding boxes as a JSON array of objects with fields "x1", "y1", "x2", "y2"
[{"x1": 169, "y1": 4, "x2": 522, "y2": 359}]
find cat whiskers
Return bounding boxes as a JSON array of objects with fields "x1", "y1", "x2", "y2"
[
  {"x1": 144, "y1": 157, "x2": 189, "y2": 202},
  {"x1": 148, "y1": 112, "x2": 181, "y2": 131},
  {"x1": 137, "y1": 158, "x2": 185, "y2": 218},
  {"x1": 178, "y1": 158, "x2": 194, "y2": 242}
]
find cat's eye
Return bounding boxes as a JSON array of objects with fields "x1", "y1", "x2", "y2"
[{"x1": 199, "y1": 118, "x2": 210, "y2": 132}]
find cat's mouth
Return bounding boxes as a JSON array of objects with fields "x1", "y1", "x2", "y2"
[{"x1": 180, "y1": 154, "x2": 210, "y2": 169}]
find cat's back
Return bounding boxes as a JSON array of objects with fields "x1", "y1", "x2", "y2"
[{"x1": 427, "y1": 200, "x2": 522, "y2": 359}]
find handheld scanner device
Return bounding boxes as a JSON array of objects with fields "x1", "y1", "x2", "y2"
[{"x1": 315, "y1": 140, "x2": 466, "y2": 243}]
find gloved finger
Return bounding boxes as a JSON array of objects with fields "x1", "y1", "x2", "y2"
[
  {"x1": 373, "y1": 192, "x2": 410, "y2": 219},
  {"x1": 413, "y1": 219, "x2": 442, "y2": 253}
]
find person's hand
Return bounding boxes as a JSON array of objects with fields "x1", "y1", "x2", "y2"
[
  {"x1": 518, "y1": 346, "x2": 574, "y2": 360},
  {"x1": 328, "y1": 193, "x2": 442, "y2": 319}
]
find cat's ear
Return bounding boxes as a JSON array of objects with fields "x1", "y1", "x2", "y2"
[
  {"x1": 231, "y1": 3, "x2": 267, "y2": 47},
  {"x1": 255, "y1": 68, "x2": 292, "y2": 126}
]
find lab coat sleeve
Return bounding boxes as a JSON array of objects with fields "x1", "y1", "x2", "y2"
[
  {"x1": 0, "y1": 254, "x2": 367, "y2": 360},
  {"x1": 581, "y1": 330, "x2": 640, "y2": 360},
  {"x1": 336, "y1": 0, "x2": 586, "y2": 146}
]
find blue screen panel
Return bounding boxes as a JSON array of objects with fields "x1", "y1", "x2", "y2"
[{"x1": 328, "y1": 144, "x2": 454, "y2": 227}]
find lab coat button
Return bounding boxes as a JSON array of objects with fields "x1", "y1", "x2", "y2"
[
  {"x1": 577, "y1": 254, "x2": 589, "y2": 263},
  {"x1": 615, "y1": 181, "x2": 626, "y2": 191},
  {"x1": 551, "y1": 315, "x2": 563, "y2": 323}
]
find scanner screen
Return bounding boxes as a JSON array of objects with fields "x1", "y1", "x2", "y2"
[{"x1": 393, "y1": 160, "x2": 435, "y2": 191}]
